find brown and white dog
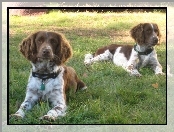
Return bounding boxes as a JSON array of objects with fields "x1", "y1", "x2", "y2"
[
  {"x1": 84, "y1": 23, "x2": 164, "y2": 76},
  {"x1": 10, "y1": 31, "x2": 87, "y2": 121}
]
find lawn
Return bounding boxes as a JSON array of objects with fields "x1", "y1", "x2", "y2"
[{"x1": 8, "y1": 9, "x2": 166, "y2": 124}]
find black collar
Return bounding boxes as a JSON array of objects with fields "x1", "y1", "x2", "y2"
[
  {"x1": 134, "y1": 44, "x2": 154, "y2": 55},
  {"x1": 32, "y1": 71, "x2": 60, "y2": 80}
]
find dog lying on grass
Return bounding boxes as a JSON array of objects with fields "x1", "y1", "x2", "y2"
[
  {"x1": 10, "y1": 31, "x2": 87, "y2": 121},
  {"x1": 84, "y1": 23, "x2": 164, "y2": 76}
]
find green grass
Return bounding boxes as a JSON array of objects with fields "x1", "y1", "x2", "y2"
[{"x1": 9, "y1": 10, "x2": 166, "y2": 124}]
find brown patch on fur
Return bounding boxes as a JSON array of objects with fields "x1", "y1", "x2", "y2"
[
  {"x1": 94, "y1": 44, "x2": 133, "y2": 60},
  {"x1": 94, "y1": 44, "x2": 122, "y2": 56},
  {"x1": 130, "y1": 23, "x2": 144, "y2": 44},
  {"x1": 63, "y1": 66, "x2": 86, "y2": 93},
  {"x1": 62, "y1": 66, "x2": 86, "y2": 102},
  {"x1": 119, "y1": 45, "x2": 133, "y2": 60},
  {"x1": 151, "y1": 23, "x2": 162, "y2": 44},
  {"x1": 19, "y1": 32, "x2": 38, "y2": 63},
  {"x1": 19, "y1": 31, "x2": 72, "y2": 65}
]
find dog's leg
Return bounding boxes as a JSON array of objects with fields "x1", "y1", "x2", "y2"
[
  {"x1": 126, "y1": 50, "x2": 142, "y2": 77},
  {"x1": 153, "y1": 64, "x2": 164, "y2": 75},
  {"x1": 39, "y1": 89, "x2": 67, "y2": 121},
  {"x1": 126, "y1": 64, "x2": 142, "y2": 77},
  {"x1": 40, "y1": 105, "x2": 66, "y2": 121},
  {"x1": 77, "y1": 79, "x2": 87, "y2": 91},
  {"x1": 84, "y1": 50, "x2": 113, "y2": 65},
  {"x1": 10, "y1": 90, "x2": 39, "y2": 118},
  {"x1": 84, "y1": 53, "x2": 94, "y2": 65},
  {"x1": 150, "y1": 54, "x2": 164, "y2": 75}
]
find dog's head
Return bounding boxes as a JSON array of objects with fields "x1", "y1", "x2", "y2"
[
  {"x1": 130, "y1": 23, "x2": 161, "y2": 47},
  {"x1": 19, "y1": 31, "x2": 72, "y2": 65}
]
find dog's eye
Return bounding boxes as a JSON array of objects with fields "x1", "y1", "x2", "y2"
[
  {"x1": 146, "y1": 29, "x2": 152, "y2": 33},
  {"x1": 38, "y1": 40, "x2": 43, "y2": 44},
  {"x1": 37, "y1": 37, "x2": 44, "y2": 44},
  {"x1": 50, "y1": 39, "x2": 57, "y2": 45}
]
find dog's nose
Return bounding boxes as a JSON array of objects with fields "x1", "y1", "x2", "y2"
[
  {"x1": 42, "y1": 48, "x2": 51, "y2": 55},
  {"x1": 153, "y1": 37, "x2": 158, "y2": 44},
  {"x1": 42, "y1": 46, "x2": 52, "y2": 55},
  {"x1": 42, "y1": 48, "x2": 51, "y2": 57}
]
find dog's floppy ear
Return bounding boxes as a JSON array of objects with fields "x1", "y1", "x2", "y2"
[
  {"x1": 19, "y1": 31, "x2": 39, "y2": 63},
  {"x1": 153, "y1": 23, "x2": 161, "y2": 44},
  {"x1": 130, "y1": 23, "x2": 145, "y2": 45},
  {"x1": 54, "y1": 32, "x2": 72, "y2": 65}
]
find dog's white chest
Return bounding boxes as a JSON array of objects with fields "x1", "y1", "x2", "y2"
[{"x1": 26, "y1": 69, "x2": 64, "y2": 99}]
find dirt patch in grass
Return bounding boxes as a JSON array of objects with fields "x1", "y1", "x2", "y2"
[{"x1": 42, "y1": 26, "x2": 166, "y2": 44}]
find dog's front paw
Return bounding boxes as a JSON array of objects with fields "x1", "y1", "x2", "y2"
[
  {"x1": 9, "y1": 113, "x2": 23, "y2": 119},
  {"x1": 130, "y1": 73, "x2": 142, "y2": 77},
  {"x1": 135, "y1": 73, "x2": 142, "y2": 77},
  {"x1": 84, "y1": 60, "x2": 92, "y2": 66},
  {"x1": 39, "y1": 115, "x2": 56, "y2": 121},
  {"x1": 10, "y1": 109, "x2": 25, "y2": 119},
  {"x1": 129, "y1": 69, "x2": 142, "y2": 77},
  {"x1": 84, "y1": 54, "x2": 93, "y2": 65}
]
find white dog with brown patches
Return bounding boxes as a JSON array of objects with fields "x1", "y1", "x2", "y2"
[
  {"x1": 84, "y1": 23, "x2": 164, "y2": 76},
  {"x1": 10, "y1": 31, "x2": 87, "y2": 121}
]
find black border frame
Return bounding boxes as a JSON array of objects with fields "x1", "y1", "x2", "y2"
[{"x1": 7, "y1": 6, "x2": 167, "y2": 125}]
